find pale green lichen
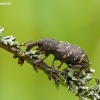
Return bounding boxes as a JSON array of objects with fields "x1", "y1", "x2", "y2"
[
  {"x1": 25, "y1": 50, "x2": 41, "y2": 59},
  {"x1": 1, "y1": 36, "x2": 18, "y2": 46}
]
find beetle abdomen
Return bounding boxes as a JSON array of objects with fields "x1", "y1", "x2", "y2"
[{"x1": 54, "y1": 41, "x2": 89, "y2": 68}]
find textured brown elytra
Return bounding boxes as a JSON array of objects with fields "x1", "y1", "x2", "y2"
[{"x1": 26, "y1": 38, "x2": 90, "y2": 70}]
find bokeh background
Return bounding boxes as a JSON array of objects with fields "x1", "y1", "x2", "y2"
[{"x1": 0, "y1": 0, "x2": 100, "y2": 100}]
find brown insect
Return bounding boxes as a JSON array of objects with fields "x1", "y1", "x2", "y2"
[{"x1": 26, "y1": 38, "x2": 90, "y2": 74}]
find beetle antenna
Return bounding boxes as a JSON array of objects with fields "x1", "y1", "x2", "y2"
[{"x1": 19, "y1": 40, "x2": 33, "y2": 46}]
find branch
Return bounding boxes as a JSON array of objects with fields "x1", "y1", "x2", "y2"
[{"x1": 0, "y1": 27, "x2": 100, "y2": 100}]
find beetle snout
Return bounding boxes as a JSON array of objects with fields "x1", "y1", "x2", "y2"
[
  {"x1": 26, "y1": 44, "x2": 33, "y2": 51},
  {"x1": 26, "y1": 46, "x2": 30, "y2": 51}
]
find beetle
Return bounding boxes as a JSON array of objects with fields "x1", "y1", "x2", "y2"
[{"x1": 26, "y1": 38, "x2": 90, "y2": 73}]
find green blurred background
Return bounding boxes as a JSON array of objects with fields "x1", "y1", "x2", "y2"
[{"x1": 0, "y1": 0, "x2": 100, "y2": 100}]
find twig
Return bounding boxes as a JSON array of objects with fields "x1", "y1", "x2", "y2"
[{"x1": 0, "y1": 27, "x2": 100, "y2": 100}]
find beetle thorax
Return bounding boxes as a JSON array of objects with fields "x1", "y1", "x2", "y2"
[{"x1": 38, "y1": 38, "x2": 59, "y2": 54}]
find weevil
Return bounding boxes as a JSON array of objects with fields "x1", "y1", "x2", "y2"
[{"x1": 26, "y1": 38, "x2": 90, "y2": 74}]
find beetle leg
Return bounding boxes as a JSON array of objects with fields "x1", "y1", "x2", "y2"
[
  {"x1": 57, "y1": 62, "x2": 63, "y2": 70},
  {"x1": 26, "y1": 41, "x2": 39, "y2": 51},
  {"x1": 51, "y1": 58, "x2": 56, "y2": 73},
  {"x1": 34, "y1": 56, "x2": 48, "y2": 64}
]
